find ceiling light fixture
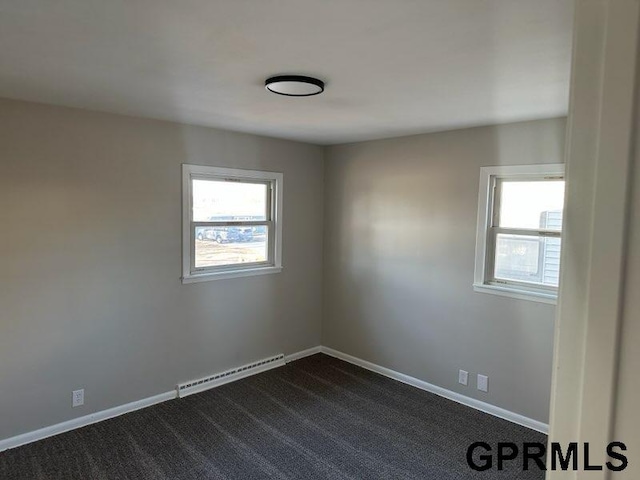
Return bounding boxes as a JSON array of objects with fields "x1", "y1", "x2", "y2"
[{"x1": 265, "y1": 75, "x2": 325, "y2": 97}]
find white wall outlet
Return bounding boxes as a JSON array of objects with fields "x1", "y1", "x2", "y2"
[
  {"x1": 72, "y1": 389, "x2": 84, "y2": 407},
  {"x1": 477, "y1": 374, "x2": 489, "y2": 392},
  {"x1": 458, "y1": 370, "x2": 469, "y2": 386}
]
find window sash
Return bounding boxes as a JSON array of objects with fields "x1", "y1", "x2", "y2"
[
  {"x1": 473, "y1": 164, "x2": 565, "y2": 303},
  {"x1": 184, "y1": 168, "x2": 280, "y2": 278},
  {"x1": 485, "y1": 174, "x2": 563, "y2": 292},
  {"x1": 492, "y1": 175, "x2": 564, "y2": 229},
  {"x1": 490, "y1": 226, "x2": 561, "y2": 237},
  {"x1": 192, "y1": 220, "x2": 273, "y2": 228},
  {"x1": 190, "y1": 220, "x2": 274, "y2": 273},
  {"x1": 485, "y1": 228, "x2": 559, "y2": 293},
  {"x1": 190, "y1": 175, "x2": 273, "y2": 222}
]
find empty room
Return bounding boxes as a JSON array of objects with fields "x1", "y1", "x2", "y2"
[{"x1": 0, "y1": 1, "x2": 638, "y2": 479}]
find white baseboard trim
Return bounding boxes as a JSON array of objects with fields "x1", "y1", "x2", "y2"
[
  {"x1": 0, "y1": 391, "x2": 176, "y2": 453},
  {"x1": 0, "y1": 344, "x2": 546, "y2": 452},
  {"x1": 0, "y1": 346, "x2": 319, "y2": 453},
  {"x1": 285, "y1": 345, "x2": 322, "y2": 363},
  {"x1": 320, "y1": 346, "x2": 549, "y2": 434}
]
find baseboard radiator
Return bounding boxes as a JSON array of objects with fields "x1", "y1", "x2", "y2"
[{"x1": 177, "y1": 353, "x2": 285, "y2": 398}]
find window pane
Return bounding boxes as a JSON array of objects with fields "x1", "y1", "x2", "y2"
[
  {"x1": 494, "y1": 234, "x2": 561, "y2": 287},
  {"x1": 192, "y1": 179, "x2": 268, "y2": 222},
  {"x1": 195, "y1": 226, "x2": 268, "y2": 268},
  {"x1": 498, "y1": 180, "x2": 564, "y2": 230}
]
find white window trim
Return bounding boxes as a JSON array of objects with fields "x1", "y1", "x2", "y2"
[
  {"x1": 473, "y1": 163, "x2": 564, "y2": 304},
  {"x1": 181, "y1": 164, "x2": 283, "y2": 284}
]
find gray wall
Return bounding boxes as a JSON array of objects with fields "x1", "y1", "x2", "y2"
[
  {"x1": 0, "y1": 98, "x2": 324, "y2": 440},
  {"x1": 0, "y1": 97, "x2": 565, "y2": 440},
  {"x1": 323, "y1": 118, "x2": 566, "y2": 423}
]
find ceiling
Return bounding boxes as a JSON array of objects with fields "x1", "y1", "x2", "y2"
[{"x1": 0, "y1": 0, "x2": 573, "y2": 145}]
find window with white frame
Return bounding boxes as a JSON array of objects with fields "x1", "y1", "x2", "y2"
[
  {"x1": 182, "y1": 165, "x2": 283, "y2": 283},
  {"x1": 473, "y1": 164, "x2": 565, "y2": 303}
]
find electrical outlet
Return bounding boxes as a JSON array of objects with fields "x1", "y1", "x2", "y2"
[
  {"x1": 72, "y1": 389, "x2": 84, "y2": 407},
  {"x1": 477, "y1": 374, "x2": 488, "y2": 392},
  {"x1": 458, "y1": 370, "x2": 469, "y2": 386}
]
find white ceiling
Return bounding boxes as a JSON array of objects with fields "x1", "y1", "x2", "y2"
[{"x1": 0, "y1": 0, "x2": 573, "y2": 145}]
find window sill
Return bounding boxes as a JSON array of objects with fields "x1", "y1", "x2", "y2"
[
  {"x1": 473, "y1": 283, "x2": 557, "y2": 305},
  {"x1": 182, "y1": 266, "x2": 282, "y2": 284}
]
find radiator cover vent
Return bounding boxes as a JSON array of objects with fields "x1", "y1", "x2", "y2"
[{"x1": 177, "y1": 353, "x2": 285, "y2": 398}]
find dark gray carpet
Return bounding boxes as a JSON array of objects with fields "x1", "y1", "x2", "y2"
[{"x1": 0, "y1": 354, "x2": 546, "y2": 479}]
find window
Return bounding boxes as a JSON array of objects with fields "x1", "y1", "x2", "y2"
[
  {"x1": 473, "y1": 164, "x2": 565, "y2": 303},
  {"x1": 182, "y1": 164, "x2": 283, "y2": 283}
]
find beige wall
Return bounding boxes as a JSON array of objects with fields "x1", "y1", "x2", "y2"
[
  {"x1": 547, "y1": 4, "x2": 639, "y2": 479},
  {"x1": 0, "y1": 98, "x2": 324, "y2": 440},
  {"x1": 323, "y1": 118, "x2": 566, "y2": 423},
  {"x1": 612, "y1": 83, "x2": 640, "y2": 479}
]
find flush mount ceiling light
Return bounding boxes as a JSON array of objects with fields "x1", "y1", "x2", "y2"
[{"x1": 265, "y1": 75, "x2": 325, "y2": 97}]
